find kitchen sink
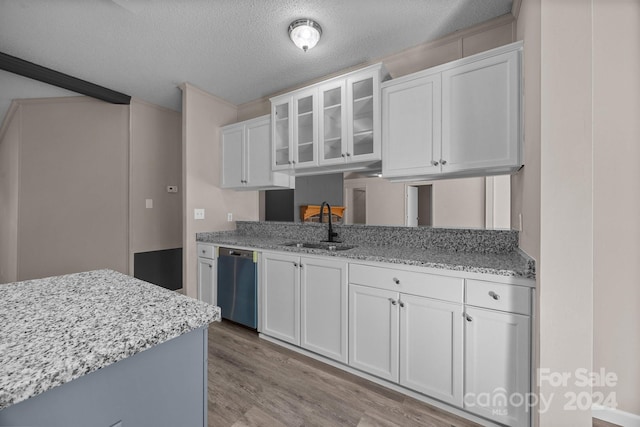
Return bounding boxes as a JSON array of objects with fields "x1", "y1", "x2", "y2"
[{"x1": 283, "y1": 242, "x2": 356, "y2": 251}]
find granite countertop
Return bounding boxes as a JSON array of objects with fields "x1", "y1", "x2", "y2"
[
  {"x1": 197, "y1": 230, "x2": 536, "y2": 280},
  {"x1": 0, "y1": 269, "x2": 220, "y2": 410}
]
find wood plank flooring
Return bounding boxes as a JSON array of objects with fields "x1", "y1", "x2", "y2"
[{"x1": 207, "y1": 321, "x2": 620, "y2": 427}]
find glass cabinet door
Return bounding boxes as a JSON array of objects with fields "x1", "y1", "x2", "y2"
[
  {"x1": 347, "y1": 70, "x2": 381, "y2": 162},
  {"x1": 272, "y1": 100, "x2": 291, "y2": 170},
  {"x1": 319, "y1": 81, "x2": 347, "y2": 165},
  {"x1": 293, "y1": 89, "x2": 317, "y2": 167}
]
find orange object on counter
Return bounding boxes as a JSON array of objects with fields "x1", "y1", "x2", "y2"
[{"x1": 300, "y1": 205, "x2": 345, "y2": 223}]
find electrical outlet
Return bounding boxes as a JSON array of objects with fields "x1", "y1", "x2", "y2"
[
  {"x1": 194, "y1": 209, "x2": 205, "y2": 220},
  {"x1": 167, "y1": 185, "x2": 178, "y2": 193},
  {"x1": 227, "y1": 213, "x2": 233, "y2": 222}
]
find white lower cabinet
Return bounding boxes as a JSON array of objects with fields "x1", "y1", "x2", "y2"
[
  {"x1": 400, "y1": 294, "x2": 463, "y2": 406},
  {"x1": 262, "y1": 252, "x2": 348, "y2": 363},
  {"x1": 300, "y1": 257, "x2": 348, "y2": 363},
  {"x1": 348, "y1": 284, "x2": 463, "y2": 406},
  {"x1": 348, "y1": 285, "x2": 399, "y2": 382},
  {"x1": 261, "y1": 252, "x2": 300, "y2": 345},
  {"x1": 197, "y1": 243, "x2": 216, "y2": 305},
  {"x1": 464, "y1": 306, "x2": 530, "y2": 427}
]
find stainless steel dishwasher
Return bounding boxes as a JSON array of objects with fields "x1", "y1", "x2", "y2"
[{"x1": 217, "y1": 247, "x2": 257, "y2": 329}]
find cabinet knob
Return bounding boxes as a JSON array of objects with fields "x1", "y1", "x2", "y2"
[
  {"x1": 488, "y1": 291, "x2": 500, "y2": 300},
  {"x1": 299, "y1": 263, "x2": 303, "y2": 269},
  {"x1": 346, "y1": 152, "x2": 351, "y2": 157},
  {"x1": 292, "y1": 160, "x2": 296, "y2": 165},
  {"x1": 293, "y1": 262, "x2": 298, "y2": 267},
  {"x1": 208, "y1": 264, "x2": 212, "y2": 269},
  {"x1": 388, "y1": 298, "x2": 397, "y2": 306},
  {"x1": 465, "y1": 314, "x2": 473, "y2": 322},
  {"x1": 399, "y1": 300, "x2": 405, "y2": 308},
  {"x1": 392, "y1": 277, "x2": 400, "y2": 285},
  {"x1": 341, "y1": 153, "x2": 346, "y2": 158},
  {"x1": 431, "y1": 160, "x2": 439, "y2": 166},
  {"x1": 441, "y1": 159, "x2": 447, "y2": 165}
]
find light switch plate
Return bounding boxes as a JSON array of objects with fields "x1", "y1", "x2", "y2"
[
  {"x1": 227, "y1": 213, "x2": 233, "y2": 222},
  {"x1": 145, "y1": 199, "x2": 153, "y2": 209},
  {"x1": 194, "y1": 208, "x2": 205, "y2": 220}
]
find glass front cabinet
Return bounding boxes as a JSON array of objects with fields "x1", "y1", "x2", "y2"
[{"x1": 271, "y1": 63, "x2": 388, "y2": 173}]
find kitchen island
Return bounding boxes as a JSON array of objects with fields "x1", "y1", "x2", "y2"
[{"x1": 0, "y1": 269, "x2": 220, "y2": 427}]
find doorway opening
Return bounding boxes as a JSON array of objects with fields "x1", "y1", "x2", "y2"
[{"x1": 406, "y1": 184, "x2": 432, "y2": 227}]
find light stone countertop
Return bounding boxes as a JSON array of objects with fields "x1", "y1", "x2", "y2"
[
  {"x1": 0, "y1": 269, "x2": 220, "y2": 410},
  {"x1": 197, "y1": 231, "x2": 536, "y2": 280}
]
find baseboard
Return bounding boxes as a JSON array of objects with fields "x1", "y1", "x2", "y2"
[{"x1": 593, "y1": 404, "x2": 640, "y2": 427}]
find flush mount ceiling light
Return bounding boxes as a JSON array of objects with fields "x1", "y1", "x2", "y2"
[{"x1": 288, "y1": 19, "x2": 322, "y2": 52}]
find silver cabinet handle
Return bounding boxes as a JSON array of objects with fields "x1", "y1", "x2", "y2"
[
  {"x1": 392, "y1": 277, "x2": 400, "y2": 285},
  {"x1": 465, "y1": 314, "x2": 473, "y2": 322},
  {"x1": 441, "y1": 159, "x2": 447, "y2": 165},
  {"x1": 431, "y1": 160, "x2": 439, "y2": 166},
  {"x1": 388, "y1": 298, "x2": 397, "y2": 306},
  {"x1": 488, "y1": 291, "x2": 500, "y2": 300}
]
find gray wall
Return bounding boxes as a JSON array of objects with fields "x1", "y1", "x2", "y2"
[{"x1": 293, "y1": 173, "x2": 343, "y2": 222}]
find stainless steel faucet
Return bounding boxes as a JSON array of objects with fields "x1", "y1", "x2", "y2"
[{"x1": 319, "y1": 201, "x2": 339, "y2": 243}]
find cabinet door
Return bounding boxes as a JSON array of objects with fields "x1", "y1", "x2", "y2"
[
  {"x1": 347, "y1": 70, "x2": 381, "y2": 162},
  {"x1": 272, "y1": 97, "x2": 293, "y2": 171},
  {"x1": 292, "y1": 88, "x2": 318, "y2": 168},
  {"x1": 382, "y1": 74, "x2": 442, "y2": 178},
  {"x1": 300, "y1": 257, "x2": 348, "y2": 363},
  {"x1": 197, "y1": 256, "x2": 216, "y2": 305},
  {"x1": 349, "y1": 284, "x2": 399, "y2": 382},
  {"x1": 261, "y1": 252, "x2": 300, "y2": 345},
  {"x1": 399, "y1": 294, "x2": 463, "y2": 406},
  {"x1": 318, "y1": 81, "x2": 348, "y2": 166},
  {"x1": 245, "y1": 116, "x2": 272, "y2": 187},
  {"x1": 464, "y1": 307, "x2": 530, "y2": 427},
  {"x1": 441, "y1": 50, "x2": 521, "y2": 173},
  {"x1": 220, "y1": 124, "x2": 244, "y2": 188}
]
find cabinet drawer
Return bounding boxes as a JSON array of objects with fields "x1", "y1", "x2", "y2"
[
  {"x1": 196, "y1": 243, "x2": 215, "y2": 260},
  {"x1": 465, "y1": 279, "x2": 530, "y2": 315},
  {"x1": 349, "y1": 263, "x2": 463, "y2": 303}
]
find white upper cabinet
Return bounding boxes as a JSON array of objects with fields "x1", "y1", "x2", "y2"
[
  {"x1": 441, "y1": 49, "x2": 520, "y2": 173},
  {"x1": 382, "y1": 41, "x2": 523, "y2": 181},
  {"x1": 271, "y1": 63, "x2": 388, "y2": 175},
  {"x1": 293, "y1": 88, "x2": 319, "y2": 169},
  {"x1": 346, "y1": 68, "x2": 382, "y2": 163},
  {"x1": 221, "y1": 115, "x2": 294, "y2": 190},
  {"x1": 272, "y1": 98, "x2": 293, "y2": 170},
  {"x1": 318, "y1": 80, "x2": 347, "y2": 165},
  {"x1": 382, "y1": 72, "x2": 442, "y2": 177}
]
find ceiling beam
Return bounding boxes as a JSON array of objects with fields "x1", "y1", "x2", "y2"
[{"x1": 0, "y1": 51, "x2": 131, "y2": 105}]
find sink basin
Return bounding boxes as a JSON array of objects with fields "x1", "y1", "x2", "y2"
[{"x1": 283, "y1": 242, "x2": 356, "y2": 251}]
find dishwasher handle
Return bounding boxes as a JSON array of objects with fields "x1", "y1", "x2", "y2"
[{"x1": 218, "y1": 247, "x2": 254, "y2": 259}]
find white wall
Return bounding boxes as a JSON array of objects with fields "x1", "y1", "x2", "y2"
[
  {"x1": 592, "y1": 0, "x2": 640, "y2": 416},
  {"x1": 129, "y1": 99, "x2": 182, "y2": 258},
  {"x1": 0, "y1": 104, "x2": 21, "y2": 283},
  {"x1": 181, "y1": 83, "x2": 259, "y2": 298}
]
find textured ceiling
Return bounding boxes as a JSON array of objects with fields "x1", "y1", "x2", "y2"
[{"x1": 0, "y1": 0, "x2": 513, "y2": 122}]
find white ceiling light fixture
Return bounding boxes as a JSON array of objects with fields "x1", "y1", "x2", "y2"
[{"x1": 288, "y1": 19, "x2": 322, "y2": 52}]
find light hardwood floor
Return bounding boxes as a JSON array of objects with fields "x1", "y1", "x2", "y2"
[{"x1": 207, "y1": 321, "x2": 620, "y2": 427}]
